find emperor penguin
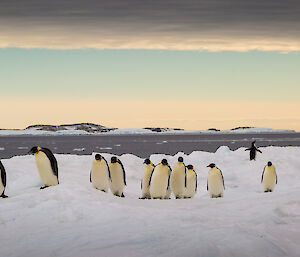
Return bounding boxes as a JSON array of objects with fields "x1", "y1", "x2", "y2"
[
  {"x1": 245, "y1": 141, "x2": 262, "y2": 160},
  {"x1": 184, "y1": 165, "x2": 197, "y2": 199},
  {"x1": 0, "y1": 160, "x2": 8, "y2": 198},
  {"x1": 149, "y1": 159, "x2": 171, "y2": 199},
  {"x1": 207, "y1": 163, "x2": 225, "y2": 198},
  {"x1": 140, "y1": 158, "x2": 155, "y2": 199},
  {"x1": 170, "y1": 156, "x2": 187, "y2": 199},
  {"x1": 261, "y1": 161, "x2": 277, "y2": 192},
  {"x1": 108, "y1": 156, "x2": 126, "y2": 197},
  {"x1": 90, "y1": 154, "x2": 111, "y2": 192},
  {"x1": 29, "y1": 146, "x2": 59, "y2": 189}
]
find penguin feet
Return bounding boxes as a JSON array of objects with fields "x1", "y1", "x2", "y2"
[
  {"x1": 264, "y1": 189, "x2": 272, "y2": 193},
  {"x1": 40, "y1": 185, "x2": 49, "y2": 190},
  {"x1": 1, "y1": 193, "x2": 8, "y2": 198},
  {"x1": 139, "y1": 197, "x2": 146, "y2": 199},
  {"x1": 121, "y1": 193, "x2": 125, "y2": 198},
  {"x1": 100, "y1": 189, "x2": 107, "y2": 193}
]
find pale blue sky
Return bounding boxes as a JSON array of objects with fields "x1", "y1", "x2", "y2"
[{"x1": 1, "y1": 49, "x2": 300, "y2": 101}]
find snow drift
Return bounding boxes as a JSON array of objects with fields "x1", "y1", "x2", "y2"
[{"x1": 0, "y1": 146, "x2": 300, "y2": 257}]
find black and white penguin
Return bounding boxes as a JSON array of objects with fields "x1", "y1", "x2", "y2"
[
  {"x1": 170, "y1": 156, "x2": 187, "y2": 199},
  {"x1": 261, "y1": 161, "x2": 277, "y2": 192},
  {"x1": 108, "y1": 156, "x2": 126, "y2": 197},
  {"x1": 0, "y1": 160, "x2": 8, "y2": 198},
  {"x1": 28, "y1": 146, "x2": 59, "y2": 189},
  {"x1": 207, "y1": 163, "x2": 225, "y2": 198},
  {"x1": 245, "y1": 141, "x2": 262, "y2": 160},
  {"x1": 140, "y1": 158, "x2": 155, "y2": 199},
  {"x1": 90, "y1": 154, "x2": 111, "y2": 192},
  {"x1": 184, "y1": 165, "x2": 197, "y2": 199},
  {"x1": 149, "y1": 159, "x2": 172, "y2": 199}
]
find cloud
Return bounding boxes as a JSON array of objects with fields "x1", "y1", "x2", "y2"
[{"x1": 0, "y1": 0, "x2": 300, "y2": 51}]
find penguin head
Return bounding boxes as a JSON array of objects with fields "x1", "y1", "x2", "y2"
[
  {"x1": 111, "y1": 156, "x2": 118, "y2": 163},
  {"x1": 95, "y1": 154, "x2": 102, "y2": 161},
  {"x1": 161, "y1": 159, "x2": 168, "y2": 165},
  {"x1": 144, "y1": 158, "x2": 151, "y2": 165},
  {"x1": 186, "y1": 164, "x2": 194, "y2": 170},
  {"x1": 207, "y1": 163, "x2": 216, "y2": 168},
  {"x1": 28, "y1": 146, "x2": 41, "y2": 154},
  {"x1": 251, "y1": 141, "x2": 256, "y2": 146},
  {"x1": 267, "y1": 161, "x2": 272, "y2": 167},
  {"x1": 178, "y1": 157, "x2": 184, "y2": 163}
]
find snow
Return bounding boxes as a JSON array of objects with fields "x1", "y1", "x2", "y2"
[
  {"x1": 0, "y1": 127, "x2": 295, "y2": 136},
  {"x1": 1, "y1": 146, "x2": 300, "y2": 257}
]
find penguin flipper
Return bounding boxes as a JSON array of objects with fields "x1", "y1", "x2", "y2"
[
  {"x1": 207, "y1": 180, "x2": 208, "y2": 191},
  {"x1": 255, "y1": 147, "x2": 262, "y2": 153},
  {"x1": 0, "y1": 161, "x2": 6, "y2": 187},
  {"x1": 261, "y1": 167, "x2": 266, "y2": 183},
  {"x1": 184, "y1": 165, "x2": 187, "y2": 188},
  {"x1": 148, "y1": 167, "x2": 155, "y2": 187},
  {"x1": 90, "y1": 170, "x2": 92, "y2": 183},
  {"x1": 194, "y1": 170, "x2": 197, "y2": 193},
  {"x1": 40, "y1": 148, "x2": 59, "y2": 180},
  {"x1": 103, "y1": 158, "x2": 112, "y2": 181},
  {"x1": 167, "y1": 166, "x2": 172, "y2": 190},
  {"x1": 219, "y1": 169, "x2": 225, "y2": 190},
  {"x1": 118, "y1": 160, "x2": 126, "y2": 186}
]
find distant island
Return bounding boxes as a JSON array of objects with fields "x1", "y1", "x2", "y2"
[{"x1": 0, "y1": 123, "x2": 296, "y2": 135}]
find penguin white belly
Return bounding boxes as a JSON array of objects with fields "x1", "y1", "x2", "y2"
[
  {"x1": 91, "y1": 161, "x2": 109, "y2": 192},
  {"x1": 141, "y1": 166, "x2": 154, "y2": 198},
  {"x1": 35, "y1": 152, "x2": 58, "y2": 186},
  {"x1": 109, "y1": 164, "x2": 125, "y2": 195},
  {"x1": 208, "y1": 172, "x2": 224, "y2": 197},
  {"x1": 170, "y1": 164, "x2": 185, "y2": 198},
  {"x1": 263, "y1": 167, "x2": 277, "y2": 191},
  {"x1": 185, "y1": 173, "x2": 196, "y2": 198},
  {"x1": 0, "y1": 179, "x2": 4, "y2": 195},
  {"x1": 150, "y1": 166, "x2": 169, "y2": 199}
]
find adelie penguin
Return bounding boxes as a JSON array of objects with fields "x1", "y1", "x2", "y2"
[
  {"x1": 149, "y1": 159, "x2": 172, "y2": 200},
  {"x1": 140, "y1": 158, "x2": 155, "y2": 199},
  {"x1": 90, "y1": 154, "x2": 111, "y2": 193},
  {"x1": 261, "y1": 161, "x2": 277, "y2": 193},
  {"x1": 245, "y1": 141, "x2": 262, "y2": 160},
  {"x1": 184, "y1": 165, "x2": 197, "y2": 199},
  {"x1": 28, "y1": 146, "x2": 59, "y2": 189},
  {"x1": 170, "y1": 156, "x2": 187, "y2": 199},
  {"x1": 0, "y1": 160, "x2": 8, "y2": 198},
  {"x1": 207, "y1": 163, "x2": 225, "y2": 198},
  {"x1": 108, "y1": 156, "x2": 126, "y2": 197}
]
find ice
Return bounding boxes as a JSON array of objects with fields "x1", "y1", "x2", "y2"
[{"x1": 0, "y1": 146, "x2": 300, "y2": 257}]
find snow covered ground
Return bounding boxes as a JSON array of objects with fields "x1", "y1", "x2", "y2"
[
  {"x1": 1, "y1": 146, "x2": 300, "y2": 257},
  {"x1": 0, "y1": 127, "x2": 295, "y2": 136}
]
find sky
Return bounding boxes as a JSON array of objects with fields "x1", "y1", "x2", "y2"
[{"x1": 1, "y1": 0, "x2": 300, "y2": 130}]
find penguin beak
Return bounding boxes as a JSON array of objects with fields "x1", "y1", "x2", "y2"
[{"x1": 28, "y1": 150, "x2": 33, "y2": 154}]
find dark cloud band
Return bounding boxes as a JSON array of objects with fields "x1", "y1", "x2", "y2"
[{"x1": 1, "y1": 0, "x2": 300, "y2": 51}]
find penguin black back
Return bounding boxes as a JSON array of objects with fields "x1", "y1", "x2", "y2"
[
  {"x1": 0, "y1": 160, "x2": 7, "y2": 197},
  {"x1": 245, "y1": 141, "x2": 262, "y2": 160},
  {"x1": 0, "y1": 160, "x2": 6, "y2": 187}
]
